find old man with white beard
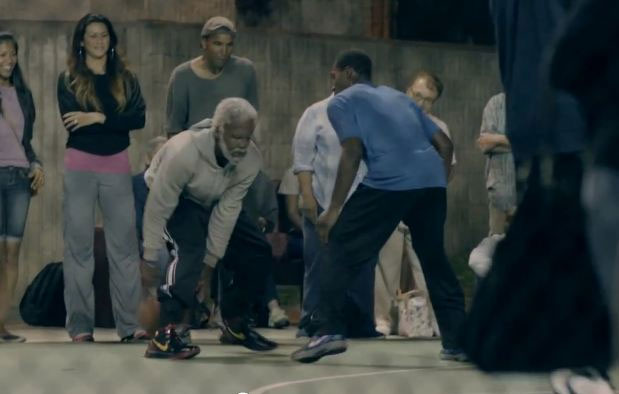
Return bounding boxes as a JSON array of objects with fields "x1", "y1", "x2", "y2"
[{"x1": 141, "y1": 97, "x2": 278, "y2": 359}]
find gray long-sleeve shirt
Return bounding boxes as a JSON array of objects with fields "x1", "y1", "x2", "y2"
[{"x1": 165, "y1": 56, "x2": 259, "y2": 136}]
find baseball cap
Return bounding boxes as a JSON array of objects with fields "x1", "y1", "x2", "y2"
[{"x1": 201, "y1": 16, "x2": 236, "y2": 38}]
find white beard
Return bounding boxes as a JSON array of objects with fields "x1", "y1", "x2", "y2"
[{"x1": 218, "y1": 133, "x2": 244, "y2": 165}]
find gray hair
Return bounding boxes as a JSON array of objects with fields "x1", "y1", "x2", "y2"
[{"x1": 212, "y1": 97, "x2": 258, "y2": 132}]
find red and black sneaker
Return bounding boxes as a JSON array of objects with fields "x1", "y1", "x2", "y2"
[{"x1": 144, "y1": 324, "x2": 200, "y2": 360}]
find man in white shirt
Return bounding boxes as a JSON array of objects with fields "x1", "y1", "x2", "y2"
[
  {"x1": 292, "y1": 95, "x2": 379, "y2": 339},
  {"x1": 407, "y1": 71, "x2": 456, "y2": 167}
]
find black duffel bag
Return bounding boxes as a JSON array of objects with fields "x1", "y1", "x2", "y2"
[
  {"x1": 19, "y1": 262, "x2": 66, "y2": 327},
  {"x1": 20, "y1": 228, "x2": 118, "y2": 329}
]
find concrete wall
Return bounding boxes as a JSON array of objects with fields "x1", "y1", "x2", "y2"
[
  {"x1": 0, "y1": 19, "x2": 500, "y2": 304},
  {"x1": 265, "y1": 0, "x2": 373, "y2": 37},
  {"x1": 0, "y1": 0, "x2": 235, "y2": 23},
  {"x1": 0, "y1": 0, "x2": 372, "y2": 36}
]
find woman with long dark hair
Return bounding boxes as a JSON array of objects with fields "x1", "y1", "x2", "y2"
[
  {"x1": 57, "y1": 14, "x2": 147, "y2": 342},
  {"x1": 0, "y1": 31, "x2": 44, "y2": 343}
]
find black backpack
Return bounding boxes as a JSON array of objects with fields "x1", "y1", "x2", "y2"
[{"x1": 19, "y1": 262, "x2": 66, "y2": 327}]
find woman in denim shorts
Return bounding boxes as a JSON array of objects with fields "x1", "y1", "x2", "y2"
[{"x1": 0, "y1": 31, "x2": 44, "y2": 343}]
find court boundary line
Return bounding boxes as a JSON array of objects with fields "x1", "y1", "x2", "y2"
[{"x1": 248, "y1": 366, "x2": 472, "y2": 394}]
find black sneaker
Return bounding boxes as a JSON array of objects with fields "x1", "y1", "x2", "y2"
[
  {"x1": 190, "y1": 301, "x2": 211, "y2": 329},
  {"x1": 144, "y1": 325, "x2": 200, "y2": 360},
  {"x1": 0, "y1": 333, "x2": 26, "y2": 343},
  {"x1": 221, "y1": 320, "x2": 278, "y2": 351},
  {"x1": 120, "y1": 330, "x2": 151, "y2": 343},
  {"x1": 176, "y1": 325, "x2": 192, "y2": 345},
  {"x1": 439, "y1": 348, "x2": 469, "y2": 362},
  {"x1": 218, "y1": 329, "x2": 237, "y2": 345}
]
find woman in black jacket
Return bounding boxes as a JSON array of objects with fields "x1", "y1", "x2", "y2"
[
  {"x1": 57, "y1": 14, "x2": 147, "y2": 343},
  {"x1": 0, "y1": 31, "x2": 44, "y2": 343}
]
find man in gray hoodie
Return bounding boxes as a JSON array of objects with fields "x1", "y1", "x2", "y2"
[{"x1": 142, "y1": 98, "x2": 277, "y2": 359}]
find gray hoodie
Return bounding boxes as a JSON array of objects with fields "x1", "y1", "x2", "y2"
[{"x1": 142, "y1": 119, "x2": 261, "y2": 262}]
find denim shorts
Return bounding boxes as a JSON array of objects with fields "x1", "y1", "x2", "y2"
[{"x1": 0, "y1": 166, "x2": 31, "y2": 240}]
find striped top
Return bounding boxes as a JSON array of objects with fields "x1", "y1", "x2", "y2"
[{"x1": 480, "y1": 93, "x2": 516, "y2": 211}]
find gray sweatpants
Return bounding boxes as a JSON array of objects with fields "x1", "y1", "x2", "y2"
[{"x1": 63, "y1": 170, "x2": 141, "y2": 339}]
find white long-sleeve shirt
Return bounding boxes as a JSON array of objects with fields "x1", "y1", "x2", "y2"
[{"x1": 292, "y1": 96, "x2": 366, "y2": 210}]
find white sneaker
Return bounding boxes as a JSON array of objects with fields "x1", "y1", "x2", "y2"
[
  {"x1": 268, "y1": 306, "x2": 289, "y2": 329},
  {"x1": 375, "y1": 319, "x2": 391, "y2": 336},
  {"x1": 551, "y1": 369, "x2": 614, "y2": 394}
]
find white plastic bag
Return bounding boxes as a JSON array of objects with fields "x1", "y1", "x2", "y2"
[{"x1": 468, "y1": 234, "x2": 505, "y2": 277}]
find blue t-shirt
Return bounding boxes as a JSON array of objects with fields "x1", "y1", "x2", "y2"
[{"x1": 327, "y1": 83, "x2": 446, "y2": 191}]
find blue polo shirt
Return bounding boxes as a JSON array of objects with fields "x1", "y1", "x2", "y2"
[{"x1": 327, "y1": 83, "x2": 446, "y2": 191}]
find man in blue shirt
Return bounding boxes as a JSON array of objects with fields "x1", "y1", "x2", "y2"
[{"x1": 291, "y1": 49, "x2": 466, "y2": 363}]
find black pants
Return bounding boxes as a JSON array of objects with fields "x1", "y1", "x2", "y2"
[
  {"x1": 317, "y1": 185, "x2": 466, "y2": 350},
  {"x1": 158, "y1": 197, "x2": 271, "y2": 326}
]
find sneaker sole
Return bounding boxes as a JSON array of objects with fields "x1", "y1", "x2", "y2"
[
  {"x1": 144, "y1": 347, "x2": 201, "y2": 360},
  {"x1": 291, "y1": 340, "x2": 348, "y2": 363},
  {"x1": 440, "y1": 353, "x2": 469, "y2": 362},
  {"x1": 0, "y1": 335, "x2": 26, "y2": 343},
  {"x1": 121, "y1": 337, "x2": 151, "y2": 344},
  {"x1": 0, "y1": 337, "x2": 26, "y2": 343},
  {"x1": 241, "y1": 338, "x2": 278, "y2": 352}
]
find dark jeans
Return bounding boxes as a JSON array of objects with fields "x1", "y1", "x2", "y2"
[
  {"x1": 302, "y1": 208, "x2": 378, "y2": 338},
  {"x1": 158, "y1": 197, "x2": 271, "y2": 326},
  {"x1": 317, "y1": 185, "x2": 466, "y2": 350},
  {"x1": 287, "y1": 230, "x2": 303, "y2": 260}
]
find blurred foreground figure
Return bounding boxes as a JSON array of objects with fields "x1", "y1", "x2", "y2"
[
  {"x1": 461, "y1": 1, "x2": 613, "y2": 392},
  {"x1": 551, "y1": 0, "x2": 619, "y2": 389}
]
